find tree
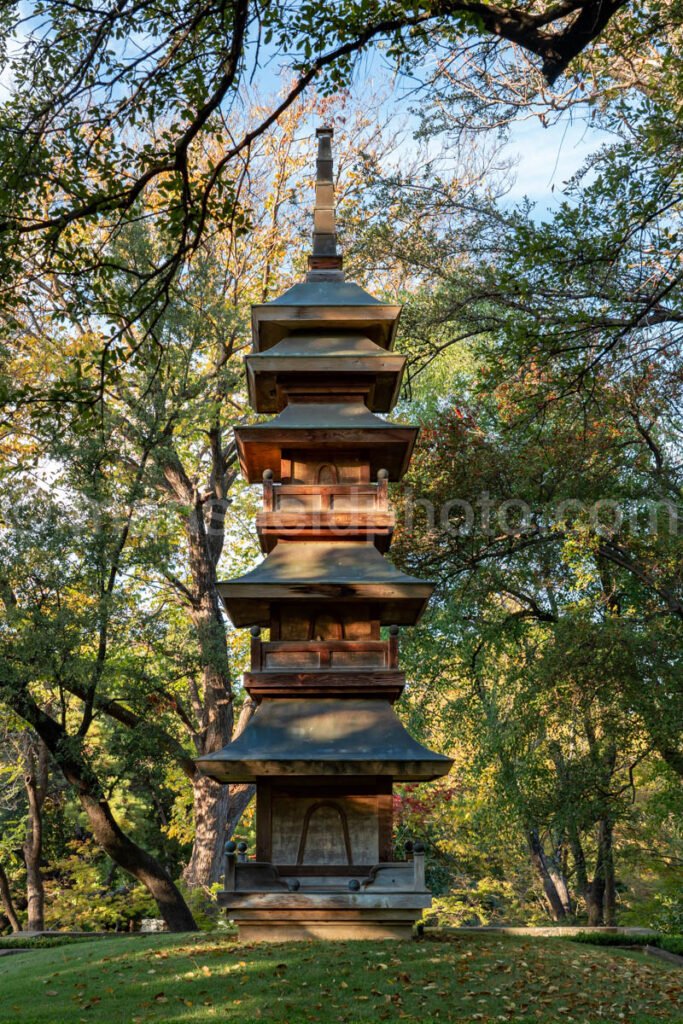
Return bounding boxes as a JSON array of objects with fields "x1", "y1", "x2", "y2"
[
  {"x1": 384, "y1": 328, "x2": 680, "y2": 921},
  {"x1": 0, "y1": 0, "x2": 632, "y2": 338},
  {"x1": 0, "y1": 478, "x2": 198, "y2": 931},
  {"x1": 354, "y1": 1, "x2": 682, "y2": 786},
  {"x1": 21, "y1": 732, "x2": 48, "y2": 931}
]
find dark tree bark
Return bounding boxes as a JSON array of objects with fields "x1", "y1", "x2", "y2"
[
  {"x1": 657, "y1": 744, "x2": 683, "y2": 780},
  {"x1": 22, "y1": 735, "x2": 48, "y2": 931},
  {"x1": 598, "y1": 818, "x2": 617, "y2": 927},
  {"x1": 585, "y1": 861, "x2": 606, "y2": 926},
  {"x1": 0, "y1": 863, "x2": 22, "y2": 933},
  {"x1": 569, "y1": 816, "x2": 617, "y2": 926}
]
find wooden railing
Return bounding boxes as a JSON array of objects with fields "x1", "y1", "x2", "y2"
[
  {"x1": 262, "y1": 478, "x2": 389, "y2": 514},
  {"x1": 250, "y1": 632, "x2": 399, "y2": 672}
]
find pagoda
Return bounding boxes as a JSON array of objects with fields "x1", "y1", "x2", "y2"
[{"x1": 196, "y1": 127, "x2": 452, "y2": 941}]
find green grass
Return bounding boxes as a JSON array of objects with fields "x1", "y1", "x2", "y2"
[{"x1": 0, "y1": 931, "x2": 681, "y2": 1024}]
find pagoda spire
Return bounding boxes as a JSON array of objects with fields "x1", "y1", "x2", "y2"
[{"x1": 306, "y1": 126, "x2": 344, "y2": 280}]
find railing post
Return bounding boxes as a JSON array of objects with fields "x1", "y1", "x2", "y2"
[
  {"x1": 250, "y1": 625, "x2": 262, "y2": 671},
  {"x1": 413, "y1": 842, "x2": 426, "y2": 891},
  {"x1": 262, "y1": 468, "x2": 274, "y2": 510},
  {"x1": 237, "y1": 841, "x2": 248, "y2": 863},
  {"x1": 377, "y1": 467, "x2": 389, "y2": 509},
  {"x1": 388, "y1": 624, "x2": 399, "y2": 668},
  {"x1": 224, "y1": 840, "x2": 237, "y2": 891}
]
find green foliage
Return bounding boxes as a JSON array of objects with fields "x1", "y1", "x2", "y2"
[
  {"x1": 0, "y1": 0, "x2": 681, "y2": 939},
  {"x1": 0, "y1": 0, "x2": 635, "y2": 337},
  {"x1": 571, "y1": 932, "x2": 683, "y2": 957},
  {"x1": 0, "y1": 936, "x2": 100, "y2": 949},
  {"x1": 43, "y1": 840, "x2": 156, "y2": 931},
  {"x1": 368, "y1": 9, "x2": 683, "y2": 928},
  {"x1": 425, "y1": 878, "x2": 528, "y2": 928},
  {"x1": 651, "y1": 893, "x2": 683, "y2": 937},
  {"x1": 174, "y1": 882, "x2": 234, "y2": 935}
]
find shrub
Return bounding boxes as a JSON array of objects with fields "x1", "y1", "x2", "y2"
[
  {"x1": 651, "y1": 892, "x2": 683, "y2": 936},
  {"x1": 423, "y1": 877, "x2": 527, "y2": 927},
  {"x1": 570, "y1": 931, "x2": 683, "y2": 956},
  {"x1": 0, "y1": 935, "x2": 99, "y2": 949},
  {"x1": 43, "y1": 839, "x2": 156, "y2": 931}
]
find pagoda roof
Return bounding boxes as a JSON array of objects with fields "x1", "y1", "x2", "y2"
[
  {"x1": 272, "y1": 279, "x2": 381, "y2": 307},
  {"x1": 217, "y1": 540, "x2": 433, "y2": 627},
  {"x1": 195, "y1": 698, "x2": 453, "y2": 783},
  {"x1": 251, "y1": 280, "x2": 402, "y2": 353},
  {"x1": 235, "y1": 402, "x2": 418, "y2": 482},
  {"x1": 246, "y1": 331, "x2": 406, "y2": 413}
]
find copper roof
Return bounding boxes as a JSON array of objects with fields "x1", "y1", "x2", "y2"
[
  {"x1": 235, "y1": 402, "x2": 418, "y2": 482},
  {"x1": 251, "y1": 283, "x2": 402, "y2": 353},
  {"x1": 217, "y1": 540, "x2": 433, "y2": 627},
  {"x1": 195, "y1": 698, "x2": 453, "y2": 783}
]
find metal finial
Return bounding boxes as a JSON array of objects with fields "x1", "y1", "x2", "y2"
[{"x1": 307, "y1": 126, "x2": 344, "y2": 280}]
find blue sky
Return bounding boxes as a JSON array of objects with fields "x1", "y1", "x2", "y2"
[{"x1": 502, "y1": 115, "x2": 608, "y2": 210}]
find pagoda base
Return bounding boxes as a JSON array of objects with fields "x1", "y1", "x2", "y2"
[{"x1": 218, "y1": 891, "x2": 430, "y2": 942}]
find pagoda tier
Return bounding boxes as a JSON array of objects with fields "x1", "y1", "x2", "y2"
[
  {"x1": 217, "y1": 540, "x2": 433, "y2": 627},
  {"x1": 246, "y1": 331, "x2": 406, "y2": 413},
  {"x1": 197, "y1": 126, "x2": 452, "y2": 941},
  {"x1": 196, "y1": 698, "x2": 452, "y2": 783},
  {"x1": 251, "y1": 280, "x2": 401, "y2": 353},
  {"x1": 235, "y1": 401, "x2": 418, "y2": 482},
  {"x1": 256, "y1": 468, "x2": 395, "y2": 553}
]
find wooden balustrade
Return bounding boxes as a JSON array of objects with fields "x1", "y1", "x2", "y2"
[
  {"x1": 250, "y1": 637, "x2": 399, "y2": 672},
  {"x1": 262, "y1": 482, "x2": 389, "y2": 513}
]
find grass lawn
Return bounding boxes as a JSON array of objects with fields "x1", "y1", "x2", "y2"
[{"x1": 0, "y1": 931, "x2": 680, "y2": 1024}]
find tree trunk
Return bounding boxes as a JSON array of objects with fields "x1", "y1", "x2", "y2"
[
  {"x1": 586, "y1": 873, "x2": 605, "y2": 926},
  {"x1": 78, "y1": 790, "x2": 197, "y2": 931},
  {"x1": 227, "y1": 783, "x2": 255, "y2": 840},
  {"x1": 183, "y1": 694, "x2": 256, "y2": 888},
  {"x1": 183, "y1": 775, "x2": 230, "y2": 886},
  {"x1": 546, "y1": 853, "x2": 572, "y2": 916},
  {"x1": 585, "y1": 829, "x2": 606, "y2": 926},
  {"x1": 8, "y1": 689, "x2": 197, "y2": 931},
  {"x1": 568, "y1": 823, "x2": 598, "y2": 924},
  {"x1": 599, "y1": 818, "x2": 616, "y2": 926},
  {"x1": 658, "y1": 744, "x2": 683, "y2": 779},
  {"x1": 161, "y1": 446, "x2": 244, "y2": 888},
  {"x1": 22, "y1": 735, "x2": 48, "y2": 931},
  {"x1": 0, "y1": 863, "x2": 22, "y2": 933},
  {"x1": 526, "y1": 828, "x2": 568, "y2": 921},
  {"x1": 178, "y1": 490, "x2": 234, "y2": 887},
  {"x1": 569, "y1": 817, "x2": 616, "y2": 926}
]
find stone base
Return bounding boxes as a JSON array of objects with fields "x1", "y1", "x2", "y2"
[{"x1": 219, "y1": 890, "x2": 430, "y2": 942}]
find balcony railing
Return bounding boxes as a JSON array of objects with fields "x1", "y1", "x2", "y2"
[
  {"x1": 250, "y1": 632, "x2": 399, "y2": 672},
  {"x1": 262, "y1": 478, "x2": 389, "y2": 514}
]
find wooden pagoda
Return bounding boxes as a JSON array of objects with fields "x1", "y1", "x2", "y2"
[{"x1": 197, "y1": 127, "x2": 452, "y2": 941}]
